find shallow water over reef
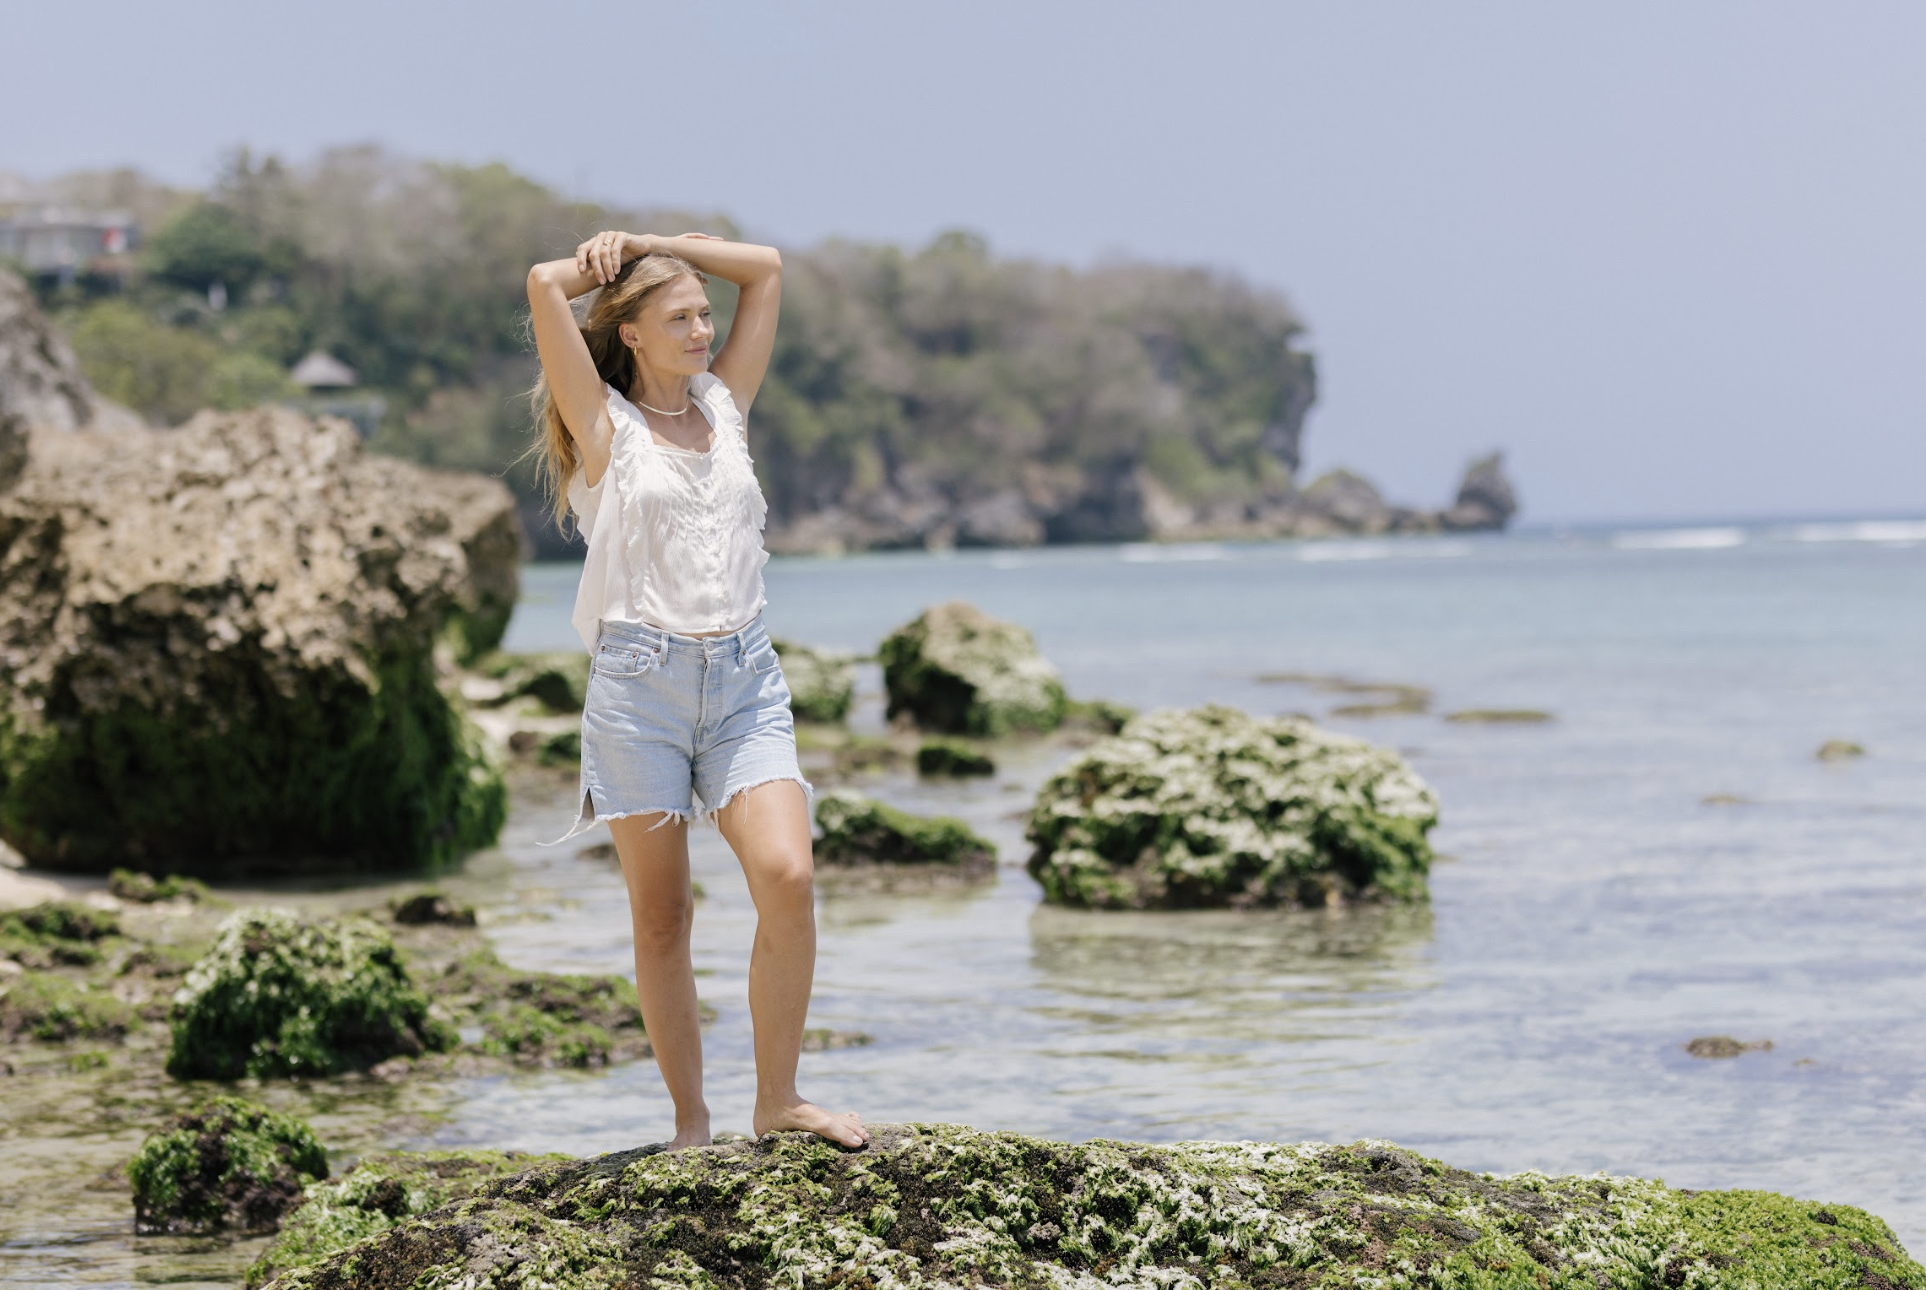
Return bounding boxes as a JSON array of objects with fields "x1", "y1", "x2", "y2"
[{"x1": 4, "y1": 521, "x2": 1925, "y2": 1284}]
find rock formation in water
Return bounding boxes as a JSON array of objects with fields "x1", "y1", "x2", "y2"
[
  {"x1": 246, "y1": 1122, "x2": 1925, "y2": 1289},
  {"x1": 128, "y1": 1097, "x2": 330, "y2": 1235},
  {"x1": 0, "y1": 406, "x2": 518, "y2": 873},
  {"x1": 0, "y1": 267, "x2": 142, "y2": 434},
  {"x1": 813, "y1": 788, "x2": 996, "y2": 871},
  {"x1": 1027, "y1": 704, "x2": 1438, "y2": 909},
  {"x1": 167, "y1": 908, "x2": 455, "y2": 1080},
  {"x1": 880, "y1": 602, "x2": 1068, "y2": 737}
]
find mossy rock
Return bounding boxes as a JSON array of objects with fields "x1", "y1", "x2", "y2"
[
  {"x1": 128, "y1": 1096, "x2": 328, "y2": 1235},
  {"x1": 475, "y1": 650, "x2": 592, "y2": 713},
  {"x1": 879, "y1": 601, "x2": 1067, "y2": 736},
  {"x1": 0, "y1": 898, "x2": 119, "y2": 966},
  {"x1": 431, "y1": 946, "x2": 657, "y2": 1069},
  {"x1": 1444, "y1": 708, "x2": 1554, "y2": 724},
  {"x1": 248, "y1": 1148, "x2": 566, "y2": 1289},
  {"x1": 108, "y1": 868, "x2": 208, "y2": 903},
  {"x1": 538, "y1": 729, "x2": 582, "y2": 767},
  {"x1": 1027, "y1": 705, "x2": 1438, "y2": 909},
  {"x1": 916, "y1": 738, "x2": 995, "y2": 778},
  {"x1": 247, "y1": 1124, "x2": 1926, "y2": 1289},
  {"x1": 389, "y1": 891, "x2": 475, "y2": 927},
  {"x1": 1065, "y1": 696, "x2": 1137, "y2": 734},
  {"x1": 814, "y1": 789, "x2": 996, "y2": 870},
  {"x1": 168, "y1": 907, "x2": 455, "y2": 1079},
  {"x1": 0, "y1": 410, "x2": 514, "y2": 875},
  {"x1": 0, "y1": 969, "x2": 136, "y2": 1042},
  {"x1": 771, "y1": 638, "x2": 857, "y2": 724},
  {"x1": 1816, "y1": 739, "x2": 1867, "y2": 761}
]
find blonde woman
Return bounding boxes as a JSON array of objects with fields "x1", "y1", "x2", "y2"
[{"x1": 527, "y1": 231, "x2": 866, "y2": 1151}]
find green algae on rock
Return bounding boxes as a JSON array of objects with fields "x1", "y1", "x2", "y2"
[
  {"x1": 472, "y1": 650, "x2": 592, "y2": 714},
  {"x1": 915, "y1": 737, "x2": 995, "y2": 778},
  {"x1": 880, "y1": 601, "x2": 1068, "y2": 736},
  {"x1": 128, "y1": 1096, "x2": 329, "y2": 1235},
  {"x1": 0, "y1": 409, "x2": 513, "y2": 874},
  {"x1": 168, "y1": 907, "x2": 454, "y2": 1079},
  {"x1": 772, "y1": 638, "x2": 858, "y2": 724},
  {"x1": 108, "y1": 868, "x2": 208, "y2": 903},
  {"x1": 248, "y1": 1148, "x2": 565, "y2": 1288},
  {"x1": 1027, "y1": 705, "x2": 1439, "y2": 910},
  {"x1": 430, "y1": 945, "x2": 658, "y2": 1069},
  {"x1": 251, "y1": 1124, "x2": 1926, "y2": 1289},
  {"x1": 815, "y1": 789, "x2": 996, "y2": 872},
  {"x1": 0, "y1": 968, "x2": 136, "y2": 1041},
  {"x1": 0, "y1": 898, "x2": 119, "y2": 966}
]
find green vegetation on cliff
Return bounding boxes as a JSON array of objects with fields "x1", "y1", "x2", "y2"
[
  {"x1": 251, "y1": 1124, "x2": 1926, "y2": 1289},
  {"x1": 31, "y1": 147, "x2": 1315, "y2": 553}
]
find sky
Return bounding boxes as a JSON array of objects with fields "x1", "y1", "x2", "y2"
[{"x1": 5, "y1": 1, "x2": 1923, "y2": 525}]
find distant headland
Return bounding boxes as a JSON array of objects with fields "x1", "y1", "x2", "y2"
[{"x1": 1, "y1": 149, "x2": 1515, "y2": 555}]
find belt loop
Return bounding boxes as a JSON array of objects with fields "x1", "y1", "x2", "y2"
[{"x1": 735, "y1": 628, "x2": 749, "y2": 667}]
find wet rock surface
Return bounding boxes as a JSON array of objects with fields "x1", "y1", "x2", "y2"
[
  {"x1": 0, "y1": 407, "x2": 518, "y2": 873},
  {"x1": 252, "y1": 1123, "x2": 1925, "y2": 1290},
  {"x1": 814, "y1": 789, "x2": 996, "y2": 872},
  {"x1": 880, "y1": 601, "x2": 1068, "y2": 736},
  {"x1": 1027, "y1": 705, "x2": 1439, "y2": 909},
  {"x1": 129, "y1": 1096, "x2": 329, "y2": 1236}
]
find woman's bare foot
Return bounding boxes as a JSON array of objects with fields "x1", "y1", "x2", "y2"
[
  {"x1": 665, "y1": 1113, "x2": 712, "y2": 1152},
  {"x1": 754, "y1": 1098, "x2": 869, "y2": 1148}
]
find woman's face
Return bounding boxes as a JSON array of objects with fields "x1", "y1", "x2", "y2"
[{"x1": 620, "y1": 275, "x2": 714, "y2": 379}]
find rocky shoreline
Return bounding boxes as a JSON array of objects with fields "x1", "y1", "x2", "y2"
[{"x1": 120, "y1": 1109, "x2": 1925, "y2": 1289}]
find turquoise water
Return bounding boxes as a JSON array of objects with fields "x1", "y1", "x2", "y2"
[{"x1": 478, "y1": 521, "x2": 1926, "y2": 1245}]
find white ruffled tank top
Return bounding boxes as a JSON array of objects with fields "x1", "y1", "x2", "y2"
[{"x1": 565, "y1": 373, "x2": 770, "y2": 647}]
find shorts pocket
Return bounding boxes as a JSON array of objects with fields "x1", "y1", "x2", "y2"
[
  {"x1": 749, "y1": 641, "x2": 782, "y2": 675},
  {"x1": 594, "y1": 642, "x2": 659, "y2": 678}
]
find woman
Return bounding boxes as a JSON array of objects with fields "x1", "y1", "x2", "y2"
[{"x1": 526, "y1": 230, "x2": 866, "y2": 1151}]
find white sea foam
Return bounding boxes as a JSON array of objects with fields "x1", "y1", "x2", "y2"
[
  {"x1": 1119, "y1": 543, "x2": 1231, "y2": 563},
  {"x1": 1611, "y1": 526, "x2": 1748, "y2": 551},
  {"x1": 1787, "y1": 520, "x2": 1926, "y2": 545},
  {"x1": 1296, "y1": 540, "x2": 1473, "y2": 563}
]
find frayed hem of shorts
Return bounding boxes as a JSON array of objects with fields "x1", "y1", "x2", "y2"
[
  {"x1": 699, "y1": 775, "x2": 814, "y2": 829},
  {"x1": 541, "y1": 789, "x2": 693, "y2": 846}
]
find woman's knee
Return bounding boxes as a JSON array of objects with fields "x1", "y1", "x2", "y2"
[
  {"x1": 751, "y1": 849, "x2": 815, "y2": 909},
  {"x1": 632, "y1": 892, "x2": 696, "y2": 954}
]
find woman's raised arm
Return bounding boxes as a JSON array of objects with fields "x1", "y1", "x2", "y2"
[
  {"x1": 578, "y1": 232, "x2": 783, "y2": 415},
  {"x1": 526, "y1": 257, "x2": 617, "y2": 485}
]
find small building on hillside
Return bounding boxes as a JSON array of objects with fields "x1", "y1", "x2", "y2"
[
  {"x1": 0, "y1": 208, "x2": 138, "y2": 285},
  {"x1": 290, "y1": 351, "x2": 358, "y2": 390},
  {"x1": 290, "y1": 350, "x2": 383, "y2": 437}
]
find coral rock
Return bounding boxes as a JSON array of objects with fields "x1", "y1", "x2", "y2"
[
  {"x1": 1027, "y1": 704, "x2": 1438, "y2": 909},
  {"x1": 0, "y1": 407, "x2": 517, "y2": 872},
  {"x1": 772, "y1": 637, "x2": 857, "y2": 724},
  {"x1": 167, "y1": 907, "x2": 454, "y2": 1079},
  {"x1": 815, "y1": 789, "x2": 995, "y2": 870},
  {"x1": 128, "y1": 1096, "x2": 328, "y2": 1235},
  {"x1": 249, "y1": 1124, "x2": 1926, "y2": 1290},
  {"x1": 879, "y1": 601, "x2": 1067, "y2": 736}
]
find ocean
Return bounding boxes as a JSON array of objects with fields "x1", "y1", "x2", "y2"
[{"x1": 5, "y1": 518, "x2": 1924, "y2": 1284}]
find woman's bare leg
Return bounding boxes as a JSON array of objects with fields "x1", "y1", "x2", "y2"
[
  {"x1": 609, "y1": 811, "x2": 710, "y2": 1150},
  {"x1": 714, "y1": 780, "x2": 868, "y2": 1148}
]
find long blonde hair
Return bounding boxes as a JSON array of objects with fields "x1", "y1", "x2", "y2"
[{"x1": 529, "y1": 253, "x2": 705, "y2": 530}]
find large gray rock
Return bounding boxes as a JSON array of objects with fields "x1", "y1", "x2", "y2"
[
  {"x1": 0, "y1": 408, "x2": 519, "y2": 873},
  {"x1": 0, "y1": 267, "x2": 139, "y2": 433}
]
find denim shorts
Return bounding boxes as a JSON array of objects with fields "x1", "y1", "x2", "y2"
[{"x1": 552, "y1": 615, "x2": 810, "y2": 841}]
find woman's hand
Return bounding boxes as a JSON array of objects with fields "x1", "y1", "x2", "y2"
[{"x1": 574, "y1": 231, "x2": 726, "y2": 284}]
